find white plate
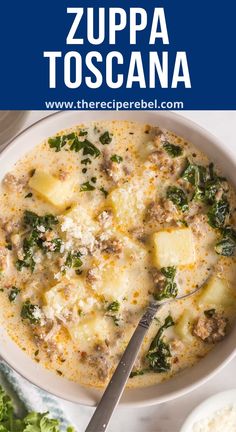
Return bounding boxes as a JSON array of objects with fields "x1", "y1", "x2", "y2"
[
  {"x1": 180, "y1": 389, "x2": 236, "y2": 431},
  {"x1": 0, "y1": 111, "x2": 236, "y2": 406}
]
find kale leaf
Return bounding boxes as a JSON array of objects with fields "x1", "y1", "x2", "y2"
[
  {"x1": 204, "y1": 309, "x2": 216, "y2": 318},
  {"x1": 215, "y1": 237, "x2": 236, "y2": 256},
  {"x1": 181, "y1": 160, "x2": 231, "y2": 235},
  {"x1": 48, "y1": 136, "x2": 66, "y2": 152},
  {"x1": 106, "y1": 301, "x2": 120, "y2": 326},
  {"x1": 110, "y1": 316, "x2": 120, "y2": 326},
  {"x1": 181, "y1": 159, "x2": 204, "y2": 186},
  {"x1": 49, "y1": 132, "x2": 100, "y2": 158},
  {"x1": 163, "y1": 142, "x2": 183, "y2": 158},
  {"x1": 204, "y1": 179, "x2": 221, "y2": 204},
  {"x1": 16, "y1": 257, "x2": 35, "y2": 272},
  {"x1": 207, "y1": 198, "x2": 230, "y2": 228},
  {"x1": 215, "y1": 226, "x2": 236, "y2": 256},
  {"x1": 181, "y1": 160, "x2": 225, "y2": 205},
  {"x1": 79, "y1": 139, "x2": 101, "y2": 158},
  {"x1": 130, "y1": 369, "x2": 147, "y2": 378},
  {"x1": 147, "y1": 340, "x2": 172, "y2": 373},
  {"x1": 21, "y1": 301, "x2": 42, "y2": 325},
  {"x1": 107, "y1": 301, "x2": 120, "y2": 312},
  {"x1": 16, "y1": 211, "x2": 61, "y2": 272},
  {"x1": 110, "y1": 154, "x2": 123, "y2": 163},
  {"x1": 166, "y1": 186, "x2": 189, "y2": 212},
  {"x1": 16, "y1": 230, "x2": 38, "y2": 272},
  {"x1": 8, "y1": 287, "x2": 20, "y2": 303},
  {"x1": 44, "y1": 238, "x2": 63, "y2": 253},
  {"x1": 65, "y1": 251, "x2": 83, "y2": 270},
  {"x1": 70, "y1": 136, "x2": 101, "y2": 158},
  {"x1": 81, "y1": 158, "x2": 92, "y2": 165},
  {"x1": 100, "y1": 187, "x2": 108, "y2": 198},
  {"x1": 154, "y1": 267, "x2": 178, "y2": 301},
  {"x1": 25, "y1": 192, "x2": 33, "y2": 199},
  {"x1": 99, "y1": 131, "x2": 112, "y2": 145},
  {"x1": 80, "y1": 182, "x2": 95, "y2": 192},
  {"x1": 68, "y1": 136, "x2": 83, "y2": 153},
  {"x1": 201, "y1": 163, "x2": 224, "y2": 204},
  {"x1": 79, "y1": 129, "x2": 88, "y2": 136},
  {"x1": 24, "y1": 211, "x2": 58, "y2": 230},
  {"x1": 146, "y1": 315, "x2": 174, "y2": 373}
]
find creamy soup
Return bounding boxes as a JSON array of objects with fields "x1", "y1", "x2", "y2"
[{"x1": 0, "y1": 121, "x2": 236, "y2": 389}]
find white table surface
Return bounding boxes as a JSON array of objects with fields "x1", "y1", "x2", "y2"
[{"x1": 2, "y1": 110, "x2": 236, "y2": 432}]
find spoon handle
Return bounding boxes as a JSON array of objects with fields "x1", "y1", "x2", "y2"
[{"x1": 85, "y1": 303, "x2": 162, "y2": 432}]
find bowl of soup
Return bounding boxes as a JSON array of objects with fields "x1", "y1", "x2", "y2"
[{"x1": 0, "y1": 111, "x2": 235, "y2": 406}]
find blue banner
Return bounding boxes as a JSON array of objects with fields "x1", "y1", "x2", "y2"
[{"x1": 0, "y1": 0, "x2": 235, "y2": 109}]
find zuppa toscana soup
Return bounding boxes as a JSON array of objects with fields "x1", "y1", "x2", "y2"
[{"x1": 0, "y1": 121, "x2": 236, "y2": 388}]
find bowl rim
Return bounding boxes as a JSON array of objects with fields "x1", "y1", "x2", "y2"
[
  {"x1": 1, "y1": 336, "x2": 235, "y2": 408},
  {"x1": 1, "y1": 109, "x2": 235, "y2": 163},
  {"x1": 0, "y1": 110, "x2": 236, "y2": 407}
]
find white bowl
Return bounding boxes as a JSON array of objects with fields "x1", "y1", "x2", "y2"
[
  {"x1": 0, "y1": 111, "x2": 236, "y2": 406},
  {"x1": 180, "y1": 389, "x2": 236, "y2": 431}
]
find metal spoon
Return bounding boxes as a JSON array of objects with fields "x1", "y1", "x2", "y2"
[{"x1": 85, "y1": 282, "x2": 206, "y2": 432}]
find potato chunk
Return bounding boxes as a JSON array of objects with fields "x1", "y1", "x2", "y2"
[
  {"x1": 67, "y1": 314, "x2": 110, "y2": 349},
  {"x1": 90, "y1": 231, "x2": 148, "y2": 303},
  {"x1": 43, "y1": 278, "x2": 84, "y2": 319},
  {"x1": 29, "y1": 170, "x2": 74, "y2": 208},
  {"x1": 62, "y1": 204, "x2": 99, "y2": 234},
  {"x1": 109, "y1": 187, "x2": 143, "y2": 229},
  {"x1": 95, "y1": 264, "x2": 130, "y2": 301},
  {"x1": 199, "y1": 276, "x2": 236, "y2": 308},
  {"x1": 109, "y1": 174, "x2": 155, "y2": 229},
  {"x1": 175, "y1": 309, "x2": 195, "y2": 342},
  {"x1": 153, "y1": 227, "x2": 196, "y2": 268}
]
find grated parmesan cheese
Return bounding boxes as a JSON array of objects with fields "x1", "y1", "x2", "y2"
[
  {"x1": 60, "y1": 216, "x2": 96, "y2": 251},
  {"x1": 60, "y1": 216, "x2": 74, "y2": 232},
  {"x1": 193, "y1": 404, "x2": 236, "y2": 432},
  {"x1": 32, "y1": 306, "x2": 46, "y2": 326},
  {"x1": 37, "y1": 225, "x2": 46, "y2": 233},
  {"x1": 54, "y1": 272, "x2": 62, "y2": 281},
  {"x1": 43, "y1": 305, "x2": 55, "y2": 321},
  {"x1": 78, "y1": 296, "x2": 97, "y2": 313}
]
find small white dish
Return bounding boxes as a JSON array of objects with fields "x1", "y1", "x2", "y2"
[{"x1": 180, "y1": 389, "x2": 236, "y2": 432}]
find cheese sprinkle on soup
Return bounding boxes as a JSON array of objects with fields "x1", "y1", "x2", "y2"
[{"x1": 0, "y1": 121, "x2": 236, "y2": 388}]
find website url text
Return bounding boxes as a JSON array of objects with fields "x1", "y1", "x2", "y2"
[{"x1": 45, "y1": 99, "x2": 184, "y2": 110}]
